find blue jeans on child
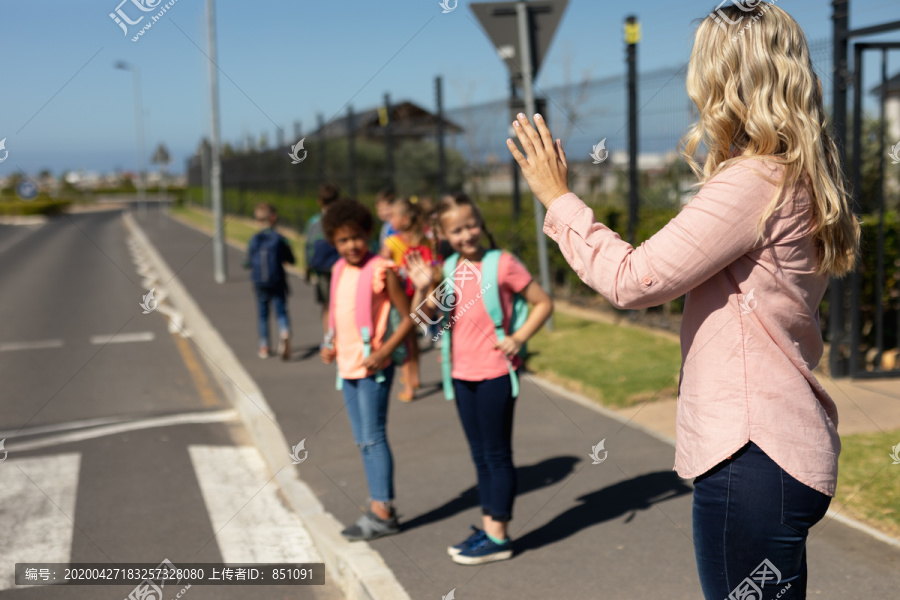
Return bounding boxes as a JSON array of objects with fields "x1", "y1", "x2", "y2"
[
  {"x1": 692, "y1": 441, "x2": 832, "y2": 600},
  {"x1": 453, "y1": 374, "x2": 517, "y2": 522},
  {"x1": 341, "y1": 364, "x2": 395, "y2": 503},
  {"x1": 255, "y1": 284, "x2": 290, "y2": 346}
]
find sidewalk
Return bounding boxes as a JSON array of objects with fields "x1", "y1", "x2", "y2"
[{"x1": 135, "y1": 208, "x2": 900, "y2": 600}]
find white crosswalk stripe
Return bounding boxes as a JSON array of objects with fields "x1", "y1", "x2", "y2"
[
  {"x1": 0, "y1": 453, "x2": 80, "y2": 591},
  {"x1": 0, "y1": 444, "x2": 320, "y2": 592},
  {"x1": 188, "y1": 445, "x2": 321, "y2": 563}
]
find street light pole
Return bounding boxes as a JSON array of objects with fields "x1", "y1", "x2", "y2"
[
  {"x1": 516, "y1": 0, "x2": 553, "y2": 330},
  {"x1": 207, "y1": 0, "x2": 226, "y2": 283},
  {"x1": 115, "y1": 61, "x2": 147, "y2": 217}
]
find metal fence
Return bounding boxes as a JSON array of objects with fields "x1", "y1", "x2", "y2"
[{"x1": 445, "y1": 37, "x2": 833, "y2": 167}]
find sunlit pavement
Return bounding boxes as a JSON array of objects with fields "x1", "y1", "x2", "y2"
[{"x1": 0, "y1": 209, "x2": 341, "y2": 600}]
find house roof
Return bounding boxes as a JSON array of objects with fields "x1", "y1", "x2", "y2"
[
  {"x1": 869, "y1": 72, "x2": 900, "y2": 97},
  {"x1": 312, "y1": 100, "x2": 463, "y2": 139}
]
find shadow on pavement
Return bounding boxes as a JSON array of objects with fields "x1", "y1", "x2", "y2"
[
  {"x1": 400, "y1": 456, "x2": 580, "y2": 532},
  {"x1": 294, "y1": 344, "x2": 321, "y2": 360},
  {"x1": 513, "y1": 470, "x2": 693, "y2": 554}
]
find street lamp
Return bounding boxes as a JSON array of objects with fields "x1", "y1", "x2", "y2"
[{"x1": 114, "y1": 60, "x2": 147, "y2": 217}]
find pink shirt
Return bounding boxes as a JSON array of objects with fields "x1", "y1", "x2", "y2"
[
  {"x1": 449, "y1": 252, "x2": 533, "y2": 381},
  {"x1": 333, "y1": 256, "x2": 393, "y2": 379},
  {"x1": 543, "y1": 158, "x2": 840, "y2": 496}
]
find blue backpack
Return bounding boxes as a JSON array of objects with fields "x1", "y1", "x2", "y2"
[
  {"x1": 249, "y1": 229, "x2": 290, "y2": 287},
  {"x1": 440, "y1": 249, "x2": 529, "y2": 401}
]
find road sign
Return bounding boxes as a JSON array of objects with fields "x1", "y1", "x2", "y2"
[
  {"x1": 472, "y1": 0, "x2": 568, "y2": 331},
  {"x1": 471, "y1": 0, "x2": 568, "y2": 83},
  {"x1": 16, "y1": 181, "x2": 38, "y2": 201}
]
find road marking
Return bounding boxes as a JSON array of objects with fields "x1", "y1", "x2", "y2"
[
  {"x1": 0, "y1": 339, "x2": 64, "y2": 352},
  {"x1": 0, "y1": 414, "x2": 136, "y2": 439},
  {"x1": 189, "y1": 446, "x2": 321, "y2": 563},
  {"x1": 172, "y1": 333, "x2": 219, "y2": 407},
  {"x1": 0, "y1": 453, "x2": 80, "y2": 590},
  {"x1": 89, "y1": 331, "x2": 155, "y2": 345},
  {"x1": 3, "y1": 409, "x2": 238, "y2": 453}
]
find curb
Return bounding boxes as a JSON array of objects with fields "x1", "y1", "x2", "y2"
[
  {"x1": 123, "y1": 211, "x2": 411, "y2": 600},
  {"x1": 528, "y1": 373, "x2": 900, "y2": 549}
]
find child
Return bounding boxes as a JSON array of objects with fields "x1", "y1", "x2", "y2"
[
  {"x1": 305, "y1": 183, "x2": 341, "y2": 335},
  {"x1": 408, "y1": 193, "x2": 552, "y2": 565},
  {"x1": 245, "y1": 203, "x2": 295, "y2": 360},
  {"x1": 380, "y1": 196, "x2": 434, "y2": 401},
  {"x1": 375, "y1": 188, "x2": 396, "y2": 248},
  {"x1": 506, "y1": 5, "x2": 860, "y2": 596},
  {"x1": 319, "y1": 198, "x2": 423, "y2": 541}
]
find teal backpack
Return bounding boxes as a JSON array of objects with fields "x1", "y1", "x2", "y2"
[{"x1": 440, "y1": 249, "x2": 529, "y2": 401}]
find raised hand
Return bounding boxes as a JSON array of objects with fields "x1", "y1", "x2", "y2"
[
  {"x1": 506, "y1": 113, "x2": 570, "y2": 209},
  {"x1": 405, "y1": 250, "x2": 434, "y2": 291}
]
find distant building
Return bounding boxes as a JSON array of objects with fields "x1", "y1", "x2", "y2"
[{"x1": 311, "y1": 100, "x2": 463, "y2": 143}]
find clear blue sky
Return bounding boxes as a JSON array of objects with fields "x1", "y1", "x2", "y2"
[{"x1": 2, "y1": 0, "x2": 899, "y2": 176}]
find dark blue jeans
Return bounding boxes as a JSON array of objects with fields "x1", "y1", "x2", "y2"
[
  {"x1": 342, "y1": 364, "x2": 395, "y2": 502},
  {"x1": 254, "y1": 284, "x2": 289, "y2": 347},
  {"x1": 693, "y1": 442, "x2": 832, "y2": 600},
  {"x1": 453, "y1": 374, "x2": 517, "y2": 522}
]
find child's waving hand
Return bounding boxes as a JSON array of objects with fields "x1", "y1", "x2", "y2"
[{"x1": 405, "y1": 250, "x2": 434, "y2": 291}]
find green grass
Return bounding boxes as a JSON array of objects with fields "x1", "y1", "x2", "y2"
[
  {"x1": 0, "y1": 198, "x2": 72, "y2": 215},
  {"x1": 170, "y1": 205, "x2": 307, "y2": 272},
  {"x1": 833, "y1": 430, "x2": 900, "y2": 538},
  {"x1": 527, "y1": 312, "x2": 681, "y2": 407}
]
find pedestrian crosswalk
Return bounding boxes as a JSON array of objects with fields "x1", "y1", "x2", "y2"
[
  {"x1": 0, "y1": 445, "x2": 321, "y2": 592},
  {"x1": 0, "y1": 453, "x2": 80, "y2": 591},
  {"x1": 189, "y1": 446, "x2": 321, "y2": 563}
]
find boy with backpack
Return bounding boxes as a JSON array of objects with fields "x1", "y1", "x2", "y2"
[
  {"x1": 305, "y1": 183, "x2": 341, "y2": 335},
  {"x1": 246, "y1": 202, "x2": 295, "y2": 360}
]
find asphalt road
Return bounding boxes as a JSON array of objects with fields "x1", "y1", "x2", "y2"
[
  {"x1": 132, "y1": 203, "x2": 900, "y2": 600},
  {"x1": 0, "y1": 210, "x2": 342, "y2": 600}
]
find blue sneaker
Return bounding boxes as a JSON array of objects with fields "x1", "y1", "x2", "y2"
[
  {"x1": 451, "y1": 533, "x2": 513, "y2": 565},
  {"x1": 447, "y1": 526, "x2": 486, "y2": 556}
]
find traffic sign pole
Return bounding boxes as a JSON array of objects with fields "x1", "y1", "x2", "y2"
[
  {"x1": 472, "y1": 0, "x2": 567, "y2": 331},
  {"x1": 516, "y1": 0, "x2": 553, "y2": 330}
]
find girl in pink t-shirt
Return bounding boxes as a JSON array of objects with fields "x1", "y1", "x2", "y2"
[
  {"x1": 408, "y1": 193, "x2": 553, "y2": 565},
  {"x1": 320, "y1": 199, "x2": 424, "y2": 542}
]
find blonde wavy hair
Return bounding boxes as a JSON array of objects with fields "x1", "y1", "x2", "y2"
[{"x1": 679, "y1": 2, "x2": 859, "y2": 276}]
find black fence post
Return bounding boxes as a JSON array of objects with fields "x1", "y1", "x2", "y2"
[
  {"x1": 625, "y1": 15, "x2": 640, "y2": 246},
  {"x1": 829, "y1": 0, "x2": 849, "y2": 377},
  {"x1": 348, "y1": 105, "x2": 357, "y2": 199},
  {"x1": 436, "y1": 76, "x2": 447, "y2": 196}
]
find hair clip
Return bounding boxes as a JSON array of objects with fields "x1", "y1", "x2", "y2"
[{"x1": 410, "y1": 195, "x2": 418, "y2": 204}]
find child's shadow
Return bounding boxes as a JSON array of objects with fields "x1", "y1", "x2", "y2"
[
  {"x1": 400, "y1": 456, "x2": 579, "y2": 532},
  {"x1": 512, "y1": 470, "x2": 693, "y2": 554},
  {"x1": 293, "y1": 344, "x2": 322, "y2": 361}
]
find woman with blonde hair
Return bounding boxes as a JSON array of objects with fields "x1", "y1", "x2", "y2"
[{"x1": 507, "y1": 4, "x2": 859, "y2": 598}]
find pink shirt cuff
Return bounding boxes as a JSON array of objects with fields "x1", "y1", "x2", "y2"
[{"x1": 542, "y1": 192, "x2": 587, "y2": 239}]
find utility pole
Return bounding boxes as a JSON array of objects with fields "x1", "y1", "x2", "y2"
[
  {"x1": 207, "y1": 0, "x2": 226, "y2": 283},
  {"x1": 114, "y1": 61, "x2": 147, "y2": 217}
]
